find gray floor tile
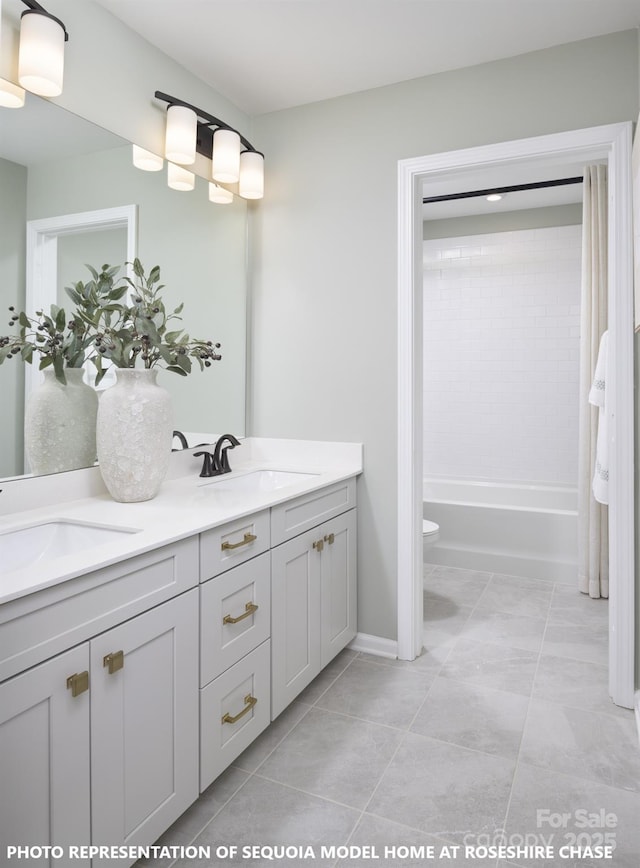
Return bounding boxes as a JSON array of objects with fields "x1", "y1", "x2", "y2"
[
  {"x1": 137, "y1": 767, "x2": 250, "y2": 867},
  {"x1": 342, "y1": 814, "x2": 492, "y2": 866},
  {"x1": 296, "y1": 647, "x2": 358, "y2": 705},
  {"x1": 519, "y1": 699, "x2": 640, "y2": 792},
  {"x1": 542, "y1": 623, "x2": 608, "y2": 666},
  {"x1": 366, "y1": 731, "x2": 515, "y2": 844},
  {"x1": 532, "y1": 654, "x2": 631, "y2": 718},
  {"x1": 232, "y1": 700, "x2": 310, "y2": 773},
  {"x1": 439, "y1": 639, "x2": 539, "y2": 696},
  {"x1": 356, "y1": 648, "x2": 445, "y2": 674},
  {"x1": 424, "y1": 566, "x2": 492, "y2": 608},
  {"x1": 315, "y1": 658, "x2": 436, "y2": 728},
  {"x1": 505, "y1": 763, "x2": 640, "y2": 868},
  {"x1": 411, "y1": 676, "x2": 529, "y2": 759},
  {"x1": 463, "y1": 607, "x2": 546, "y2": 653},
  {"x1": 423, "y1": 600, "x2": 475, "y2": 639},
  {"x1": 181, "y1": 776, "x2": 359, "y2": 867},
  {"x1": 256, "y1": 706, "x2": 402, "y2": 809},
  {"x1": 548, "y1": 586, "x2": 608, "y2": 628},
  {"x1": 476, "y1": 575, "x2": 553, "y2": 620}
]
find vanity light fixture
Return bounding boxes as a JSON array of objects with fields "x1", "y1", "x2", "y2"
[
  {"x1": 155, "y1": 91, "x2": 264, "y2": 200},
  {"x1": 132, "y1": 145, "x2": 164, "y2": 172},
  {"x1": 167, "y1": 162, "x2": 195, "y2": 191},
  {"x1": 17, "y1": 0, "x2": 69, "y2": 98},
  {"x1": 0, "y1": 77, "x2": 25, "y2": 108},
  {"x1": 209, "y1": 183, "x2": 234, "y2": 205}
]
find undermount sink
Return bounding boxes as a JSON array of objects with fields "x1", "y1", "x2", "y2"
[
  {"x1": 200, "y1": 469, "x2": 319, "y2": 494},
  {"x1": 0, "y1": 520, "x2": 139, "y2": 573}
]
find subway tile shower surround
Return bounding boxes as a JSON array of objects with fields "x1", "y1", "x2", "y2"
[{"x1": 423, "y1": 226, "x2": 582, "y2": 485}]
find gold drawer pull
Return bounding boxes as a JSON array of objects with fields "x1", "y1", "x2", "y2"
[
  {"x1": 324, "y1": 533, "x2": 335, "y2": 544},
  {"x1": 312, "y1": 538, "x2": 324, "y2": 552},
  {"x1": 103, "y1": 650, "x2": 124, "y2": 674},
  {"x1": 223, "y1": 602, "x2": 258, "y2": 625},
  {"x1": 66, "y1": 671, "x2": 89, "y2": 697},
  {"x1": 221, "y1": 532, "x2": 257, "y2": 551},
  {"x1": 222, "y1": 694, "x2": 257, "y2": 725}
]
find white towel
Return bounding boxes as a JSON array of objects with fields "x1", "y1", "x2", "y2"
[{"x1": 588, "y1": 330, "x2": 608, "y2": 505}]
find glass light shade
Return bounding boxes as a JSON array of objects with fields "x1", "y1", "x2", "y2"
[
  {"x1": 0, "y1": 77, "x2": 25, "y2": 108},
  {"x1": 167, "y1": 163, "x2": 195, "y2": 191},
  {"x1": 132, "y1": 145, "x2": 163, "y2": 171},
  {"x1": 211, "y1": 129, "x2": 241, "y2": 183},
  {"x1": 238, "y1": 151, "x2": 264, "y2": 200},
  {"x1": 208, "y1": 183, "x2": 234, "y2": 204},
  {"x1": 165, "y1": 104, "x2": 197, "y2": 164},
  {"x1": 18, "y1": 11, "x2": 65, "y2": 97}
]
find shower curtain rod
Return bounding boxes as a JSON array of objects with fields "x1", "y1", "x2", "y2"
[{"x1": 422, "y1": 176, "x2": 583, "y2": 204}]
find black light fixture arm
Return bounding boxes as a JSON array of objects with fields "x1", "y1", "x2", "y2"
[
  {"x1": 20, "y1": 0, "x2": 69, "y2": 41},
  {"x1": 155, "y1": 91, "x2": 261, "y2": 158}
]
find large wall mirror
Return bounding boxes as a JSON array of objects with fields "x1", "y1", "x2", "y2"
[{"x1": 0, "y1": 96, "x2": 247, "y2": 480}]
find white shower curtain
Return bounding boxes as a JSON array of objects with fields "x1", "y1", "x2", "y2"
[{"x1": 577, "y1": 165, "x2": 608, "y2": 599}]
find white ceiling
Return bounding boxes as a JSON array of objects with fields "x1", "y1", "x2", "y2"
[{"x1": 94, "y1": 0, "x2": 640, "y2": 116}]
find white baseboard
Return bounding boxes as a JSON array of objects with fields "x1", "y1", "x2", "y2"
[{"x1": 348, "y1": 632, "x2": 398, "y2": 659}]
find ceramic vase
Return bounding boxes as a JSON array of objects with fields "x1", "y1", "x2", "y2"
[
  {"x1": 96, "y1": 368, "x2": 173, "y2": 503},
  {"x1": 25, "y1": 367, "x2": 98, "y2": 476}
]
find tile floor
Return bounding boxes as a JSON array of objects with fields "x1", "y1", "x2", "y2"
[{"x1": 141, "y1": 566, "x2": 640, "y2": 868}]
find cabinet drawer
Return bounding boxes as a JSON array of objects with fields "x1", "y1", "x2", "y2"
[
  {"x1": 200, "y1": 511, "x2": 270, "y2": 580},
  {"x1": 200, "y1": 553, "x2": 271, "y2": 686},
  {"x1": 0, "y1": 538, "x2": 199, "y2": 682},
  {"x1": 270, "y1": 478, "x2": 356, "y2": 545},
  {"x1": 200, "y1": 640, "x2": 271, "y2": 791}
]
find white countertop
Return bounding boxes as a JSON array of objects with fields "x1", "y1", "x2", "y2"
[{"x1": 0, "y1": 438, "x2": 363, "y2": 607}]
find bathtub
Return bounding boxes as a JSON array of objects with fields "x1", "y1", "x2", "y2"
[{"x1": 423, "y1": 477, "x2": 578, "y2": 583}]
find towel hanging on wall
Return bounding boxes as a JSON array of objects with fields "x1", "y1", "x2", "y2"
[{"x1": 588, "y1": 329, "x2": 609, "y2": 505}]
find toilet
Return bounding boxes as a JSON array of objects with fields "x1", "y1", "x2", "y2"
[{"x1": 422, "y1": 519, "x2": 440, "y2": 554}]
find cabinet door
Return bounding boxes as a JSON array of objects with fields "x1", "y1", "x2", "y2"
[
  {"x1": 0, "y1": 644, "x2": 91, "y2": 863},
  {"x1": 270, "y1": 528, "x2": 322, "y2": 718},
  {"x1": 90, "y1": 590, "x2": 199, "y2": 864},
  {"x1": 320, "y1": 509, "x2": 357, "y2": 667}
]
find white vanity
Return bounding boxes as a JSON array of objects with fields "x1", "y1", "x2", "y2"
[{"x1": 0, "y1": 438, "x2": 362, "y2": 865}]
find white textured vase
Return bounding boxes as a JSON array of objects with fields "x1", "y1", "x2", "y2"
[
  {"x1": 96, "y1": 368, "x2": 173, "y2": 502},
  {"x1": 25, "y1": 368, "x2": 98, "y2": 476}
]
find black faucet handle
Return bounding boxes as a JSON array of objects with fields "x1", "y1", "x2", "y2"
[
  {"x1": 212, "y1": 434, "x2": 241, "y2": 475},
  {"x1": 194, "y1": 450, "x2": 214, "y2": 477}
]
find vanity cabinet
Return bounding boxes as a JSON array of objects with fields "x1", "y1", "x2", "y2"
[
  {"x1": 0, "y1": 644, "x2": 91, "y2": 862},
  {"x1": 199, "y1": 517, "x2": 272, "y2": 791},
  {"x1": 271, "y1": 481, "x2": 357, "y2": 718},
  {"x1": 91, "y1": 590, "x2": 199, "y2": 863},
  {"x1": 0, "y1": 540, "x2": 199, "y2": 867}
]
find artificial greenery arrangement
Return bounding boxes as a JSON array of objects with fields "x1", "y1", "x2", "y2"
[
  {"x1": 0, "y1": 259, "x2": 221, "y2": 386},
  {"x1": 69, "y1": 259, "x2": 221, "y2": 385}
]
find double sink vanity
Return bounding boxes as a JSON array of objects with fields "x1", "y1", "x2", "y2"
[{"x1": 0, "y1": 438, "x2": 362, "y2": 865}]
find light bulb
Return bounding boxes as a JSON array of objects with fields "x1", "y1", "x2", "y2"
[
  {"x1": 18, "y1": 11, "x2": 66, "y2": 97},
  {"x1": 211, "y1": 128, "x2": 241, "y2": 183},
  {"x1": 239, "y1": 151, "x2": 264, "y2": 200},
  {"x1": 165, "y1": 104, "x2": 197, "y2": 164}
]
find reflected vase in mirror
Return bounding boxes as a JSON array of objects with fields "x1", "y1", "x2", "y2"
[
  {"x1": 96, "y1": 369, "x2": 172, "y2": 503},
  {"x1": 25, "y1": 369, "x2": 98, "y2": 476}
]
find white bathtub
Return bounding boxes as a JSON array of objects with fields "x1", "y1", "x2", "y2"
[{"x1": 423, "y1": 477, "x2": 578, "y2": 583}]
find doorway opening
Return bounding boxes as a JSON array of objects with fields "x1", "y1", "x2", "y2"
[{"x1": 397, "y1": 123, "x2": 634, "y2": 708}]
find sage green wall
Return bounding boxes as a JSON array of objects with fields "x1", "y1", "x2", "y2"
[
  {"x1": 0, "y1": 157, "x2": 26, "y2": 477},
  {"x1": 251, "y1": 30, "x2": 639, "y2": 643}
]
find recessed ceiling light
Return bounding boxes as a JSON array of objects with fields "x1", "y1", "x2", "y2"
[{"x1": 486, "y1": 193, "x2": 503, "y2": 202}]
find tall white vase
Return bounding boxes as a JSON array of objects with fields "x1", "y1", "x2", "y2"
[
  {"x1": 96, "y1": 368, "x2": 173, "y2": 502},
  {"x1": 25, "y1": 367, "x2": 98, "y2": 476}
]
